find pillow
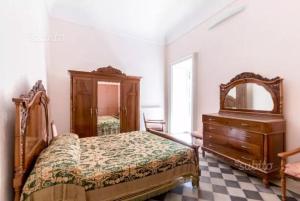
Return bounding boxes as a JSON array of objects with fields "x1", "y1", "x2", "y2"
[
  {"x1": 52, "y1": 132, "x2": 79, "y2": 139},
  {"x1": 22, "y1": 133, "x2": 81, "y2": 200},
  {"x1": 41, "y1": 133, "x2": 80, "y2": 164}
]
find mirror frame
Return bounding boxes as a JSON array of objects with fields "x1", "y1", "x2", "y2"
[{"x1": 220, "y1": 72, "x2": 283, "y2": 115}]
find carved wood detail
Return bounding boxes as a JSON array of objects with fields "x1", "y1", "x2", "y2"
[
  {"x1": 12, "y1": 80, "x2": 50, "y2": 201},
  {"x1": 225, "y1": 72, "x2": 280, "y2": 85},
  {"x1": 17, "y1": 81, "x2": 47, "y2": 136},
  {"x1": 91, "y1": 66, "x2": 126, "y2": 76},
  {"x1": 20, "y1": 80, "x2": 46, "y2": 103}
]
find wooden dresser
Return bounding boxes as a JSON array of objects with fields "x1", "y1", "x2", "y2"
[{"x1": 202, "y1": 73, "x2": 285, "y2": 187}]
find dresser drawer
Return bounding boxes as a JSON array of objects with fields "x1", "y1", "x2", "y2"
[
  {"x1": 204, "y1": 132, "x2": 263, "y2": 160},
  {"x1": 227, "y1": 137, "x2": 262, "y2": 158},
  {"x1": 203, "y1": 115, "x2": 265, "y2": 133},
  {"x1": 204, "y1": 141, "x2": 262, "y2": 165},
  {"x1": 203, "y1": 123, "x2": 227, "y2": 133},
  {"x1": 204, "y1": 132, "x2": 227, "y2": 146},
  {"x1": 203, "y1": 123, "x2": 263, "y2": 144}
]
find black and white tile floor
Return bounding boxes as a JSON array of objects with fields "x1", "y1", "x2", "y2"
[{"x1": 149, "y1": 153, "x2": 300, "y2": 201}]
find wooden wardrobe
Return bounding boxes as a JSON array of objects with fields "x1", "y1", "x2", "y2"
[{"x1": 69, "y1": 66, "x2": 141, "y2": 138}]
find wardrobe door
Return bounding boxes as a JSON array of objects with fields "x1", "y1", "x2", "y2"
[
  {"x1": 121, "y1": 79, "x2": 140, "y2": 132},
  {"x1": 71, "y1": 76, "x2": 95, "y2": 137}
]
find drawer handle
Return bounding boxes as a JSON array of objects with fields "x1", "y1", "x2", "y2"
[
  {"x1": 208, "y1": 127, "x2": 216, "y2": 131},
  {"x1": 241, "y1": 156, "x2": 252, "y2": 161},
  {"x1": 208, "y1": 144, "x2": 215, "y2": 148},
  {"x1": 208, "y1": 118, "x2": 215, "y2": 121},
  {"x1": 208, "y1": 135, "x2": 213, "y2": 139},
  {"x1": 241, "y1": 123, "x2": 249, "y2": 126},
  {"x1": 241, "y1": 145, "x2": 249, "y2": 150}
]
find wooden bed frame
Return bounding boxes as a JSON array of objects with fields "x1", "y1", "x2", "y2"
[
  {"x1": 12, "y1": 81, "x2": 200, "y2": 201},
  {"x1": 12, "y1": 81, "x2": 50, "y2": 201}
]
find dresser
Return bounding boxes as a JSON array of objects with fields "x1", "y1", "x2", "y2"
[{"x1": 202, "y1": 72, "x2": 285, "y2": 187}]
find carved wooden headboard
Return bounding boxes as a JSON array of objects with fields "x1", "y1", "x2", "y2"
[{"x1": 12, "y1": 81, "x2": 50, "y2": 201}]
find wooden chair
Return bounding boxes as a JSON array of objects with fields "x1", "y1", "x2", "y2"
[
  {"x1": 278, "y1": 147, "x2": 300, "y2": 201},
  {"x1": 191, "y1": 131, "x2": 203, "y2": 145},
  {"x1": 143, "y1": 113, "x2": 166, "y2": 132}
]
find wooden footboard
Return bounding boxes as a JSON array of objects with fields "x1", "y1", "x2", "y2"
[{"x1": 148, "y1": 129, "x2": 200, "y2": 188}]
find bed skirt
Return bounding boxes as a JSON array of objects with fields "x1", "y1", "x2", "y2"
[{"x1": 24, "y1": 164, "x2": 198, "y2": 201}]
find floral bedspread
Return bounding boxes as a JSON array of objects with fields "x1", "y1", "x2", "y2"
[
  {"x1": 21, "y1": 132, "x2": 197, "y2": 200},
  {"x1": 21, "y1": 134, "x2": 81, "y2": 201},
  {"x1": 97, "y1": 115, "x2": 120, "y2": 135}
]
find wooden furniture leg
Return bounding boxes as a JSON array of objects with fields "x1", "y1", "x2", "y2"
[
  {"x1": 262, "y1": 176, "x2": 269, "y2": 188},
  {"x1": 281, "y1": 158, "x2": 287, "y2": 201},
  {"x1": 192, "y1": 176, "x2": 199, "y2": 189},
  {"x1": 278, "y1": 147, "x2": 300, "y2": 201},
  {"x1": 14, "y1": 187, "x2": 21, "y2": 201}
]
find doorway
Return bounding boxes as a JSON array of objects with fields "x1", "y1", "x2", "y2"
[{"x1": 170, "y1": 57, "x2": 193, "y2": 133}]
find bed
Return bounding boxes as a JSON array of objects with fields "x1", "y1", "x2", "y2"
[
  {"x1": 12, "y1": 81, "x2": 200, "y2": 201},
  {"x1": 97, "y1": 115, "x2": 120, "y2": 135}
]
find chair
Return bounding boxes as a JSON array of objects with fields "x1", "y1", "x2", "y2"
[
  {"x1": 278, "y1": 147, "x2": 300, "y2": 201},
  {"x1": 191, "y1": 131, "x2": 203, "y2": 144},
  {"x1": 143, "y1": 113, "x2": 166, "y2": 132}
]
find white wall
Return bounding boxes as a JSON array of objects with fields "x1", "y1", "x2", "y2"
[
  {"x1": 47, "y1": 17, "x2": 165, "y2": 133},
  {"x1": 0, "y1": 1, "x2": 48, "y2": 200},
  {"x1": 166, "y1": 0, "x2": 300, "y2": 163}
]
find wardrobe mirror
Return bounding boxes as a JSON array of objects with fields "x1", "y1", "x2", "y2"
[
  {"x1": 97, "y1": 81, "x2": 120, "y2": 135},
  {"x1": 224, "y1": 83, "x2": 274, "y2": 111}
]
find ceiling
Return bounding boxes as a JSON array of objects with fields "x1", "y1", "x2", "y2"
[{"x1": 45, "y1": 0, "x2": 234, "y2": 44}]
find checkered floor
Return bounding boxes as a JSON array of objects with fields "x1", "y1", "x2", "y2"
[{"x1": 148, "y1": 153, "x2": 300, "y2": 201}]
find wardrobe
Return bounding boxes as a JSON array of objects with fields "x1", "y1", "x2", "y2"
[{"x1": 69, "y1": 66, "x2": 141, "y2": 138}]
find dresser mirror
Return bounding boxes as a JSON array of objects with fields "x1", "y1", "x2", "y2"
[
  {"x1": 224, "y1": 83, "x2": 274, "y2": 111},
  {"x1": 220, "y1": 72, "x2": 283, "y2": 114}
]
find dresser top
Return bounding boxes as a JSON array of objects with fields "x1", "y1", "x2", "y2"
[{"x1": 203, "y1": 112, "x2": 284, "y2": 123}]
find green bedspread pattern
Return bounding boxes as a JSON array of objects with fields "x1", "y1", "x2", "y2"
[
  {"x1": 21, "y1": 131, "x2": 196, "y2": 200},
  {"x1": 21, "y1": 134, "x2": 81, "y2": 201},
  {"x1": 97, "y1": 115, "x2": 120, "y2": 135}
]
